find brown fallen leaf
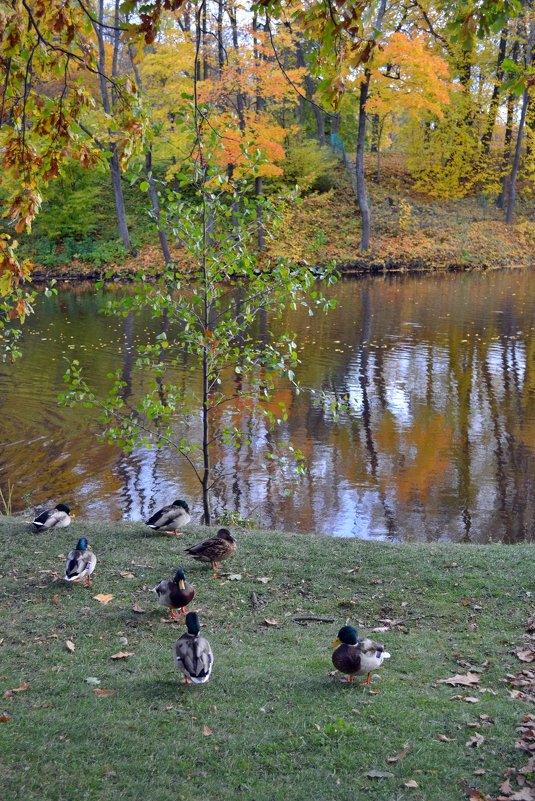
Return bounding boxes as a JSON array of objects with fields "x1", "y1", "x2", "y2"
[
  {"x1": 466, "y1": 733, "x2": 485, "y2": 748},
  {"x1": 94, "y1": 688, "x2": 115, "y2": 697},
  {"x1": 52, "y1": 594, "x2": 59, "y2": 605},
  {"x1": 203, "y1": 725, "x2": 213, "y2": 736},
  {"x1": 508, "y1": 791, "x2": 535, "y2": 801},
  {"x1": 110, "y1": 652, "x2": 134, "y2": 660},
  {"x1": 0, "y1": 712, "x2": 11, "y2": 722},
  {"x1": 437, "y1": 672, "x2": 481, "y2": 687},
  {"x1": 65, "y1": 640, "x2": 75, "y2": 653},
  {"x1": 131, "y1": 604, "x2": 145, "y2": 614},
  {"x1": 387, "y1": 744, "x2": 412, "y2": 763},
  {"x1": 467, "y1": 791, "x2": 488, "y2": 801},
  {"x1": 263, "y1": 619, "x2": 280, "y2": 627},
  {"x1": 256, "y1": 577, "x2": 272, "y2": 584},
  {"x1": 436, "y1": 733, "x2": 455, "y2": 742},
  {"x1": 119, "y1": 571, "x2": 135, "y2": 580},
  {"x1": 404, "y1": 780, "x2": 419, "y2": 789},
  {"x1": 3, "y1": 681, "x2": 30, "y2": 698},
  {"x1": 94, "y1": 594, "x2": 114, "y2": 605},
  {"x1": 516, "y1": 649, "x2": 535, "y2": 663},
  {"x1": 499, "y1": 778, "x2": 514, "y2": 795}
]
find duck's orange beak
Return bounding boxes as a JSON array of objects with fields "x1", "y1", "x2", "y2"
[{"x1": 331, "y1": 637, "x2": 342, "y2": 649}]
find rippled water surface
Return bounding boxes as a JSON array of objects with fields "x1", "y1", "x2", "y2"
[{"x1": 2, "y1": 270, "x2": 535, "y2": 542}]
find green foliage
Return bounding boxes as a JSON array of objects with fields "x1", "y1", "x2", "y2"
[
  {"x1": 279, "y1": 139, "x2": 338, "y2": 194},
  {"x1": 61, "y1": 164, "x2": 338, "y2": 521}
]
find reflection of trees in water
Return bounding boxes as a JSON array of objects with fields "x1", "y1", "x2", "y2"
[{"x1": 2, "y1": 273, "x2": 535, "y2": 541}]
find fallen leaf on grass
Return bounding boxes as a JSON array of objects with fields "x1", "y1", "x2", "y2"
[
  {"x1": 110, "y1": 652, "x2": 134, "y2": 660},
  {"x1": 466, "y1": 791, "x2": 488, "y2": 801},
  {"x1": 450, "y1": 694, "x2": 480, "y2": 703},
  {"x1": 53, "y1": 594, "x2": 59, "y2": 605},
  {"x1": 256, "y1": 577, "x2": 272, "y2": 584},
  {"x1": 65, "y1": 640, "x2": 75, "y2": 653},
  {"x1": 387, "y1": 744, "x2": 412, "y2": 762},
  {"x1": 404, "y1": 780, "x2": 419, "y2": 788},
  {"x1": 499, "y1": 778, "x2": 514, "y2": 795},
  {"x1": 0, "y1": 712, "x2": 11, "y2": 722},
  {"x1": 516, "y1": 649, "x2": 535, "y2": 663},
  {"x1": 119, "y1": 571, "x2": 135, "y2": 580},
  {"x1": 228, "y1": 574, "x2": 242, "y2": 581},
  {"x1": 473, "y1": 770, "x2": 486, "y2": 776},
  {"x1": 132, "y1": 605, "x2": 145, "y2": 614},
  {"x1": 437, "y1": 672, "x2": 481, "y2": 687},
  {"x1": 466, "y1": 733, "x2": 485, "y2": 748},
  {"x1": 344, "y1": 566, "x2": 362, "y2": 574},
  {"x1": 366, "y1": 770, "x2": 394, "y2": 780},
  {"x1": 94, "y1": 594, "x2": 114, "y2": 605},
  {"x1": 203, "y1": 726, "x2": 213, "y2": 736},
  {"x1": 85, "y1": 677, "x2": 100, "y2": 686},
  {"x1": 3, "y1": 681, "x2": 29, "y2": 698},
  {"x1": 263, "y1": 619, "x2": 280, "y2": 627},
  {"x1": 94, "y1": 688, "x2": 115, "y2": 697},
  {"x1": 436, "y1": 733, "x2": 455, "y2": 742}
]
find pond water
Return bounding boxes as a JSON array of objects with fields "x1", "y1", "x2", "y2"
[{"x1": 1, "y1": 269, "x2": 535, "y2": 542}]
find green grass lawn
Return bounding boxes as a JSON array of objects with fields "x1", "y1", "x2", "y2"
[{"x1": 0, "y1": 516, "x2": 533, "y2": 801}]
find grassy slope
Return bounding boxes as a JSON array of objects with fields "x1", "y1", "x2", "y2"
[
  {"x1": 26, "y1": 156, "x2": 535, "y2": 279},
  {"x1": 1, "y1": 516, "x2": 533, "y2": 801}
]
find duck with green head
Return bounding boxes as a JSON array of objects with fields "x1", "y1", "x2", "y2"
[
  {"x1": 331, "y1": 625, "x2": 390, "y2": 684},
  {"x1": 153, "y1": 568, "x2": 195, "y2": 620},
  {"x1": 64, "y1": 537, "x2": 96, "y2": 588},
  {"x1": 145, "y1": 499, "x2": 190, "y2": 537},
  {"x1": 173, "y1": 612, "x2": 213, "y2": 685},
  {"x1": 33, "y1": 503, "x2": 72, "y2": 531}
]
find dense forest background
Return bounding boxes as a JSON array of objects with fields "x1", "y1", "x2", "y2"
[{"x1": 1, "y1": 0, "x2": 535, "y2": 277}]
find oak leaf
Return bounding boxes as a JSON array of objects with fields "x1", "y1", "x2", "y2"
[
  {"x1": 3, "y1": 681, "x2": 29, "y2": 698},
  {"x1": 437, "y1": 672, "x2": 481, "y2": 687},
  {"x1": 94, "y1": 594, "x2": 114, "y2": 605},
  {"x1": 387, "y1": 744, "x2": 412, "y2": 762}
]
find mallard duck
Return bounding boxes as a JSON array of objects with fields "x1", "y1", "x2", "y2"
[
  {"x1": 64, "y1": 537, "x2": 97, "y2": 588},
  {"x1": 173, "y1": 612, "x2": 213, "y2": 685},
  {"x1": 153, "y1": 568, "x2": 195, "y2": 620},
  {"x1": 145, "y1": 499, "x2": 191, "y2": 537},
  {"x1": 185, "y1": 528, "x2": 237, "y2": 571},
  {"x1": 32, "y1": 504, "x2": 72, "y2": 531},
  {"x1": 331, "y1": 625, "x2": 390, "y2": 684}
]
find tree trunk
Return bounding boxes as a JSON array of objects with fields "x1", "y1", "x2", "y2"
[
  {"x1": 94, "y1": 0, "x2": 132, "y2": 251},
  {"x1": 354, "y1": 0, "x2": 387, "y2": 252},
  {"x1": 146, "y1": 149, "x2": 172, "y2": 265},
  {"x1": 295, "y1": 39, "x2": 326, "y2": 146},
  {"x1": 129, "y1": 45, "x2": 172, "y2": 264},
  {"x1": 480, "y1": 31, "x2": 508, "y2": 158},
  {"x1": 505, "y1": 89, "x2": 529, "y2": 224},
  {"x1": 356, "y1": 71, "x2": 371, "y2": 251}
]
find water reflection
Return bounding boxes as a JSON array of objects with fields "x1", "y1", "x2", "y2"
[{"x1": 1, "y1": 270, "x2": 534, "y2": 542}]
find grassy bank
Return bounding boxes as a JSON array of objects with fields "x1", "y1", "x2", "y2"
[
  {"x1": 25, "y1": 156, "x2": 535, "y2": 282},
  {"x1": 1, "y1": 516, "x2": 533, "y2": 801}
]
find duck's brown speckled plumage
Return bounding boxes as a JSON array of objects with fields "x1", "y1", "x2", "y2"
[{"x1": 185, "y1": 528, "x2": 237, "y2": 570}]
